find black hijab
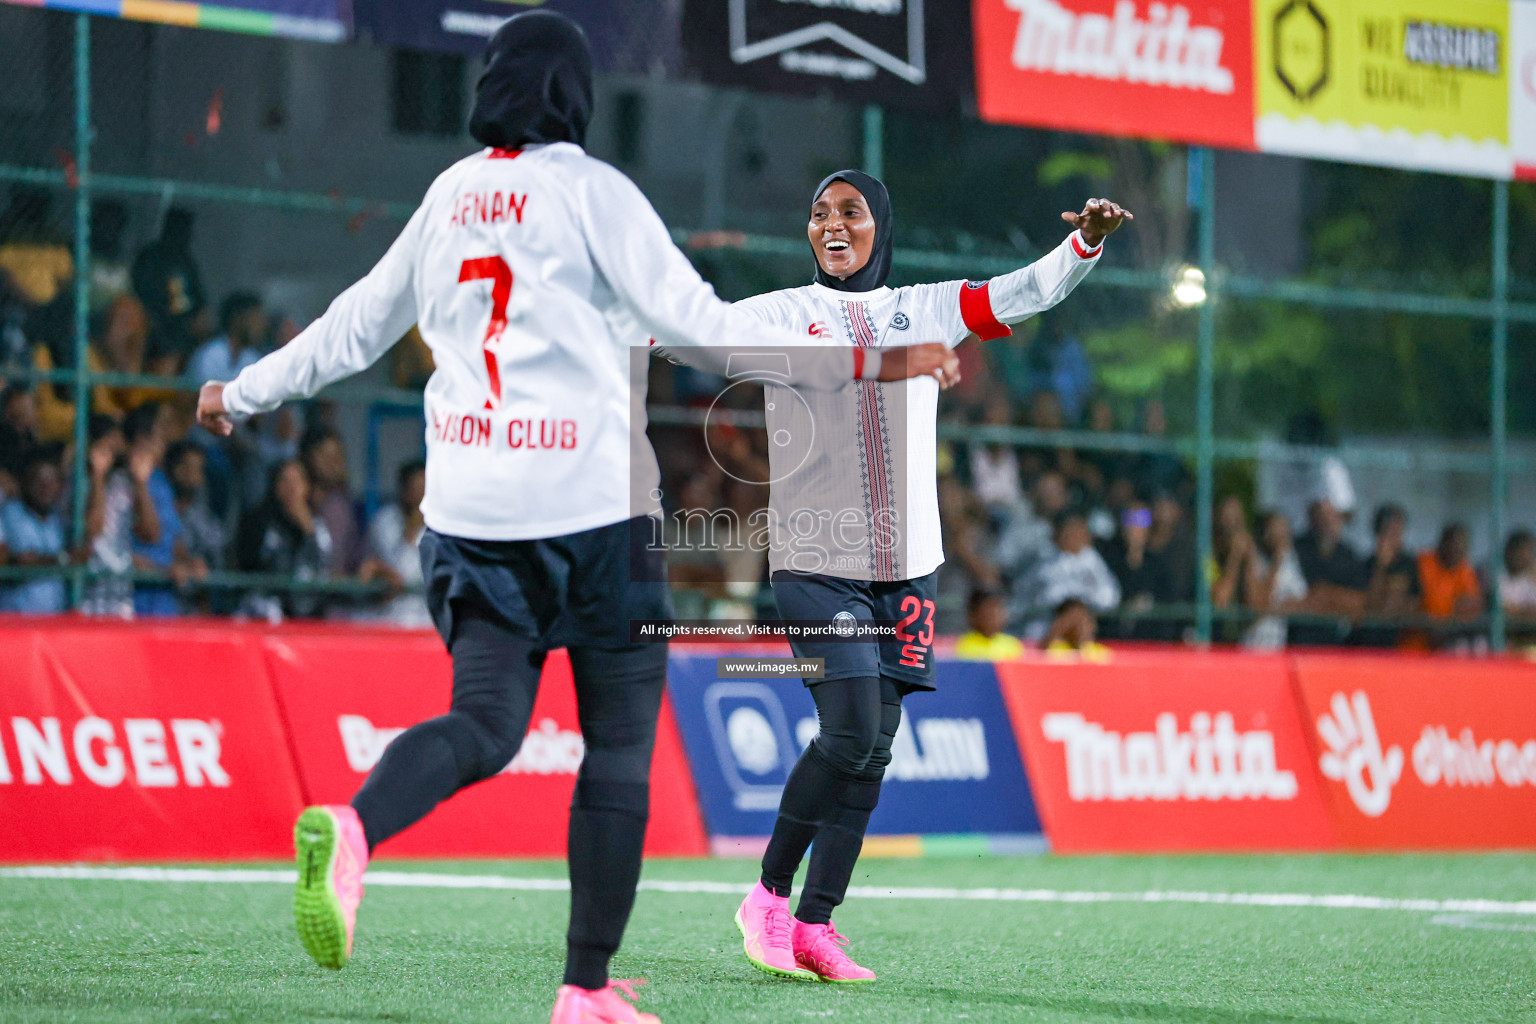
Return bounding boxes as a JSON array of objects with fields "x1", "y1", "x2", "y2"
[
  {"x1": 469, "y1": 10, "x2": 594, "y2": 151},
  {"x1": 810, "y1": 169, "x2": 893, "y2": 293}
]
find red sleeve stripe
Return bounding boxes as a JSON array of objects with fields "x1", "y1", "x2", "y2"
[
  {"x1": 959, "y1": 281, "x2": 1010, "y2": 341},
  {"x1": 852, "y1": 348, "x2": 866, "y2": 379},
  {"x1": 1070, "y1": 232, "x2": 1103, "y2": 259}
]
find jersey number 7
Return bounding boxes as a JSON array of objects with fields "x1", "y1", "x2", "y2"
[{"x1": 458, "y1": 256, "x2": 514, "y2": 410}]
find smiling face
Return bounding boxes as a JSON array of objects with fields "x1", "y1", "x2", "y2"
[{"x1": 808, "y1": 180, "x2": 875, "y2": 280}]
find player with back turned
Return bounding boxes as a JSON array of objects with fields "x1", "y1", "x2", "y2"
[
  {"x1": 728, "y1": 173, "x2": 1131, "y2": 984},
  {"x1": 195, "y1": 13, "x2": 957, "y2": 1024}
]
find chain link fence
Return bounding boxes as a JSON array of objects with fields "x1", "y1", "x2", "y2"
[{"x1": 0, "y1": 7, "x2": 1532, "y2": 650}]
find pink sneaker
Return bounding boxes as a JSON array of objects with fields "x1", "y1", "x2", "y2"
[
  {"x1": 734, "y1": 881, "x2": 816, "y2": 981},
  {"x1": 792, "y1": 919, "x2": 877, "y2": 984},
  {"x1": 549, "y1": 979, "x2": 661, "y2": 1024},
  {"x1": 292, "y1": 804, "x2": 369, "y2": 969}
]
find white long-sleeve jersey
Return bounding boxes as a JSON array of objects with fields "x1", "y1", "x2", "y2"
[
  {"x1": 735, "y1": 230, "x2": 1102, "y2": 581},
  {"x1": 222, "y1": 142, "x2": 871, "y2": 542}
]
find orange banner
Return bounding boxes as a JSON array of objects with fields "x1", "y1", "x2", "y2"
[
  {"x1": 0, "y1": 620, "x2": 304, "y2": 861},
  {"x1": 1291, "y1": 655, "x2": 1536, "y2": 849},
  {"x1": 997, "y1": 649, "x2": 1334, "y2": 852}
]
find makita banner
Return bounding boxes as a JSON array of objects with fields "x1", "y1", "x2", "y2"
[
  {"x1": 665, "y1": 651, "x2": 1041, "y2": 849},
  {"x1": 997, "y1": 650, "x2": 1333, "y2": 852},
  {"x1": 1291, "y1": 655, "x2": 1536, "y2": 850},
  {"x1": 0, "y1": 621, "x2": 304, "y2": 861},
  {"x1": 973, "y1": 0, "x2": 1256, "y2": 149},
  {"x1": 683, "y1": 0, "x2": 978, "y2": 112},
  {"x1": 265, "y1": 629, "x2": 708, "y2": 859}
]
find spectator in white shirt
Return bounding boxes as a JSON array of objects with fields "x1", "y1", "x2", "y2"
[
  {"x1": 1243, "y1": 510, "x2": 1309, "y2": 651},
  {"x1": 1500, "y1": 529, "x2": 1536, "y2": 621},
  {"x1": 994, "y1": 469, "x2": 1070, "y2": 582},
  {"x1": 968, "y1": 391, "x2": 1025, "y2": 515},
  {"x1": 1016, "y1": 510, "x2": 1121, "y2": 638},
  {"x1": 363, "y1": 459, "x2": 431, "y2": 629}
]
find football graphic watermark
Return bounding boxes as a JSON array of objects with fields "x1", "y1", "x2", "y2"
[{"x1": 630, "y1": 344, "x2": 911, "y2": 582}]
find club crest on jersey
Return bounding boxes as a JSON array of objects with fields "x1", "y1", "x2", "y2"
[
  {"x1": 808, "y1": 321, "x2": 829, "y2": 338},
  {"x1": 965, "y1": 280, "x2": 986, "y2": 290},
  {"x1": 891, "y1": 313, "x2": 910, "y2": 331}
]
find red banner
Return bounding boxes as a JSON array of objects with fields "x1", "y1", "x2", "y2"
[
  {"x1": 264, "y1": 629, "x2": 708, "y2": 859},
  {"x1": 0, "y1": 621, "x2": 304, "y2": 861},
  {"x1": 972, "y1": 0, "x2": 1256, "y2": 150},
  {"x1": 1291, "y1": 655, "x2": 1536, "y2": 850},
  {"x1": 997, "y1": 650, "x2": 1332, "y2": 852}
]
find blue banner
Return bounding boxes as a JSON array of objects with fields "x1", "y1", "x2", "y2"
[
  {"x1": 353, "y1": 0, "x2": 677, "y2": 72},
  {"x1": 665, "y1": 653, "x2": 1041, "y2": 841}
]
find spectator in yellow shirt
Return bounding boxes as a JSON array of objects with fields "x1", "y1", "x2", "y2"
[{"x1": 955, "y1": 588, "x2": 1025, "y2": 661}]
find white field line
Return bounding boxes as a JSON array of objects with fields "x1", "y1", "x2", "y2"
[{"x1": 3, "y1": 865, "x2": 1534, "y2": 917}]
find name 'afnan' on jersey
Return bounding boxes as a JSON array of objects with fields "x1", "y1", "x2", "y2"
[{"x1": 221, "y1": 142, "x2": 867, "y2": 542}]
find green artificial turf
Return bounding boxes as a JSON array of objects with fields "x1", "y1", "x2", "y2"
[{"x1": 1, "y1": 854, "x2": 1533, "y2": 1023}]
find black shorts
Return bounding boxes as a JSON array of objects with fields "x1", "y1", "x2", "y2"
[
  {"x1": 769, "y1": 569, "x2": 939, "y2": 691},
  {"x1": 420, "y1": 515, "x2": 673, "y2": 652}
]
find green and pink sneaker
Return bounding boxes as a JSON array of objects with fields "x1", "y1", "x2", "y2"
[
  {"x1": 734, "y1": 882, "x2": 816, "y2": 981},
  {"x1": 549, "y1": 979, "x2": 661, "y2": 1024},
  {"x1": 792, "y1": 919, "x2": 876, "y2": 984},
  {"x1": 292, "y1": 804, "x2": 368, "y2": 970}
]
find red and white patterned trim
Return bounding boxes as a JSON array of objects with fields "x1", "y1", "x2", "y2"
[{"x1": 1070, "y1": 230, "x2": 1104, "y2": 260}]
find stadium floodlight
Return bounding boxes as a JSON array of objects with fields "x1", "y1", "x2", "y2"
[{"x1": 1171, "y1": 265, "x2": 1208, "y2": 308}]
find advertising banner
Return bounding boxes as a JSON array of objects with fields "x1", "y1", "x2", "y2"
[
  {"x1": 263, "y1": 629, "x2": 708, "y2": 858},
  {"x1": 1254, "y1": 0, "x2": 1513, "y2": 177},
  {"x1": 1513, "y1": 0, "x2": 1536, "y2": 180},
  {"x1": 666, "y1": 652, "x2": 1041, "y2": 849},
  {"x1": 997, "y1": 650, "x2": 1333, "y2": 852},
  {"x1": 682, "y1": 0, "x2": 977, "y2": 113},
  {"x1": 1291, "y1": 655, "x2": 1536, "y2": 849},
  {"x1": 972, "y1": 0, "x2": 1257, "y2": 149},
  {"x1": 353, "y1": 0, "x2": 677, "y2": 71},
  {"x1": 0, "y1": 622, "x2": 304, "y2": 861}
]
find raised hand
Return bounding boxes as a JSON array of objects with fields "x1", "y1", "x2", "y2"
[
  {"x1": 1061, "y1": 198, "x2": 1134, "y2": 247},
  {"x1": 197, "y1": 382, "x2": 233, "y2": 437},
  {"x1": 877, "y1": 343, "x2": 962, "y2": 389}
]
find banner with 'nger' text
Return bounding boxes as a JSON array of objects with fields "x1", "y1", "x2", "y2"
[{"x1": 0, "y1": 621, "x2": 304, "y2": 861}]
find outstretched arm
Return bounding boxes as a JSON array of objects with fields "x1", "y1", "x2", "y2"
[
  {"x1": 938, "y1": 198, "x2": 1133, "y2": 346},
  {"x1": 198, "y1": 207, "x2": 425, "y2": 435},
  {"x1": 585, "y1": 169, "x2": 957, "y2": 390}
]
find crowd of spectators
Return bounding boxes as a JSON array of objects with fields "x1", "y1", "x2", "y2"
[
  {"x1": 3, "y1": 183, "x2": 1533, "y2": 651},
  {"x1": 0, "y1": 187, "x2": 429, "y2": 626},
  {"x1": 646, "y1": 325, "x2": 1536, "y2": 655}
]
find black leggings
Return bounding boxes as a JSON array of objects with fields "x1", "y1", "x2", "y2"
[
  {"x1": 350, "y1": 602, "x2": 667, "y2": 990},
  {"x1": 759, "y1": 675, "x2": 903, "y2": 925}
]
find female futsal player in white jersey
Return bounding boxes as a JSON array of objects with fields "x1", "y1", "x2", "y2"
[
  {"x1": 195, "y1": 15, "x2": 956, "y2": 1023},
  {"x1": 729, "y1": 170, "x2": 1131, "y2": 984}
]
